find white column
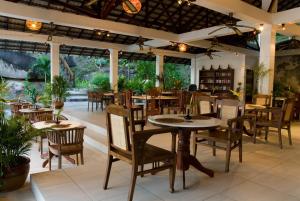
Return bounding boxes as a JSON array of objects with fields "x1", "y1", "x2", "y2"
[
  {"x1": 259, "y1": 24, "x2": 276, "y2": 94},
  {"x1": 109, "y1": 49, "x2": 119, "y2": 92},
  {"x1": 190, "y1": 57, "x2": 197, "y2": 84},
  {"x1": 155, "y1": 54, "x2": 164, "y2": 87},
  {"x1": 50, "y1": 42, "x2": 60, "y2": 83}
]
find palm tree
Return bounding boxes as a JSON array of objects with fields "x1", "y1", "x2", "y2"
[{"x1": 28, "y1": 55, "x2": 50, "y2": 82}]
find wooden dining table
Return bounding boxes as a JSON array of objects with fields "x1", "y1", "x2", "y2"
[
  {"x1": 132, "y1": 95, "x2": 178, "y2": 100},
  {"x1": 148, "y1": 114, "x2": 222, "y2": 189},
  {"x1": 32, "y1": 120, "x2": 85, "y2": 168}
]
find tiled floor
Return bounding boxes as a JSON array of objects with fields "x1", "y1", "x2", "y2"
[{"x1": 1, "y1": 102, "x2": 300, "y2": 201}]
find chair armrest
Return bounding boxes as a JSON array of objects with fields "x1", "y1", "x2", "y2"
[{"x1": 133, "y1": 127, "x2": 178, "y2": 139}]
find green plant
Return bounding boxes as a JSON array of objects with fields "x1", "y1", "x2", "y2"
[
  {"x1": 143, "y1": 80, "x2": 155, "y2": 93},
  {"x1": 52, "y1": 75, "x2": 70, "y2": 102},
  {"x1": 0, "y1": 77, "x2": 8, "y2": 98},
  {"x1": 253, "y1": 62, "x2": 269, "y2": 94},
  {"x1": 0, "y1": 113, "x2": 40, "y2": 182},
  {"x1": 118, "y1": 75, "x2": 127, "y2": 92},
  {"x1": 28, "y1": 56, "x2": 50, "y2": 82},
  {"x1": 39, "y1": 83, "x2": 52, "y2": 107},
  {"x1": 125, "y1": 78, "x2": 144, "y2": 94},
  {"x1": 91, "y1": 73, "x2": 111, "y2": 92},
  {"x1": 24, "y1": 81, "x2": 39, "y2": 104},
  {"x1": 75, "y1": 79, "x2": 90, "y2": 89}
]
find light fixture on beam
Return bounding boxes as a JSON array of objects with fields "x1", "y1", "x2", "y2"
[
  {"x1": 281, "y1": 23, "x2": 286, "y2": 31},
  {"x1": 26, "y1": 20, "x2": 42, "y2": 31},
  {"x1": 177, "y1": 0, "x2": 195, "y2": 6},
  {"x1": 178, "y1": 43, "x2": 188, "y2": 52},
  {"x1": 122, "y1": 0, "x2": 142, "y2": 14}
]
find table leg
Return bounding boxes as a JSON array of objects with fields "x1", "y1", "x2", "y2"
[{"x1": 177, "y1": 129, "x2": 214, "y2": 189}]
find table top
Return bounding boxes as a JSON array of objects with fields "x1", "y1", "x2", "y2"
[
  {"x1": 132, "y1": 95, "x2": 178, "y2": 100},
  {"x1": 148, "y1": 114, "x2": 221, "y2": 129},
  {"x1": 32, "y1": 120, "x2": 84, "y2": 130},
  {"x1": 19, "y1": 108, "x2": 53, "y2": 113},
  {"x1": 104, "y1": 93, "x2": 114, "y2": 96},
  {"x1": 245, "y1": 104, "x2": 266, "y2": 110}
]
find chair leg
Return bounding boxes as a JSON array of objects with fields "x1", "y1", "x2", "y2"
[
  {"x1": 76, "y1": 154, "x2": 79, "y2": 166},
  {"x1": 278, "y1": 128, "x2": 283, "y2": 149},
  {"x1": 80, "y1": 150, "x2": 84, "y2": 165},
  {"x1": 225, "y1": 142, "x2": 231, "y2": 172},
  {"x1": 265, "y1": 127, "x2": 269, "y2": 141},
  {"x1": 212, "y1": 141, "x2": 216, "y2": 156},
  {"x1": 288, "y1": 125, "x2": 292, "y2": 145},
  {"x1": 182, "y1": 170, "x2": 186, "y2": 189},
  {"x1": 49, "y1": 151, "x2": 52, "y2": 171},
  {"x1": 128, "y1": 165, "x2": 138, "y2": 201},
  {"x1": 103, "y1": 155, "x2": 113, "y2": 190},
  {"x1": 58, "y1": 154, "x2": 62, "y2": 169},
  {"x1": 239, "y1": 139, "x2": 242, "y2": 163},
  {"x1": 169, "y1": 159, "x2": 176, "y2": 193},
  {"x1": 88, "y1": 101, "x2": 89, "y2": 111}
]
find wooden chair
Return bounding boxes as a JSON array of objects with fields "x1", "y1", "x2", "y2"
[
  {"x1": 47, "y1": 126, "x2": 86, "y2": 170},
  {"x1": 35, "y1": 113, "x2": 69, "y2": 157},
  {"x1": 193, "y1": 99, "x2": 244, "y2": 172},
  {"x1": 164, "y1": 90, "x2": 187, "y2": 114},
  {"x1": 103, "y1": 104, "x2": 177, "y2": 201},
  {"x1": 145, "y1": 88, "x2": 161, "y2": 122},
  {"x1": 124, "y1": 90, "x2": 145, "y2": 130},
  {"x1": 253, "y1": 94, "x2": 272, "y2": 106},
  {"x1": 254, "y1": 98, "x2": 295, "y2": 149},
  {"x1": 87, "y1": 91, "x2": 103, "y2": 112}
]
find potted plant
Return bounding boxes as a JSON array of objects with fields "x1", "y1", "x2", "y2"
[
  {"x1": 253, "y1": 62, "x2": 269, "y2": 94},
  {"x1": 39, "y1": 83, "x2": 52, "y2": 108},
  {"x1": 0, "y1": 111, "x2": 40, "y2": 192},
  {"x1": 51, "y1": 76, "x2": 69, "y2": 109},
  {"x1": 24, "y1": 81, "x2": 40, "y2": 109}
]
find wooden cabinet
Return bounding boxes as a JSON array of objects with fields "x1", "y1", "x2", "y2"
[{"x1": 198, "y1": 66, "x2": 234, "y2": 94}]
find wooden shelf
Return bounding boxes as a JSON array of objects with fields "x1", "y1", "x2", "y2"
[{"x1": 199, "y1": 67, "x2": 234, "y2": 94}]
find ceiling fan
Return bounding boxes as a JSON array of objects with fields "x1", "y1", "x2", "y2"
[
  {"x1": 209, "y1": 12, "x2": 256, "y2": 36},
  {"x1": 202, "y1": 38, "x2": 222, "y2": 60},
  {"x1": 278, "y1": 36, "x2": 300, "y2": 50},
  {"x1": 85, "y1": 0, "x2": 142, "y2": 14}
]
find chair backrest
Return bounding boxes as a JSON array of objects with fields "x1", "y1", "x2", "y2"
[
  {"x1": 35, "y1": 113, "x2": 53, "y2": 122},
  {"x1": 198, "y1": 96, "x2": 215, "y2": 114},
  {"x1": 106, "y1": 104, "x2": 131, "y2": 152},
  {"x1": 47, "y1": 127, "x2": 85, "y2": 146},
  {"x1": 253, "y1": 94, "x2": 272, "y2": 106},
  {"x1": 146, "y1": 88, "x2": 161, "y2": 112},
  {"x1": 31, "y1": 110, "x2": 53, "y2": 122},
  {"x1": 124, "y1": 90, "x2": 133, "y2": 108},
  {"x1": 216, "y1": 99, "x2": 242, "y2": 126},
  {"x1": 282, "y1": 98, "x2": 295, "y2": 122}
]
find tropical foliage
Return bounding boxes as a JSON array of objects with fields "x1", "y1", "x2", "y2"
[
  {"x1": 51, "y1": 75, "x2": 70, "y2": 101},
  {"x1": 24, "y1": 81, "x2": 40, "y2": 104},
  {"x1": 0, "y1": 113, "x2": 40, "y2": 180},
  {"x1": 253, "y1": 62, "x2": 269, "y2": 94},
  {"x1": 28, "y1": 55, "x2": 50, "y2": 82},
  {"x1": 91, "y1": 73, "x2": 111, "y2": 91}
]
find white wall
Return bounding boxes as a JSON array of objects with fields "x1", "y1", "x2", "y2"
[
  {"x1": 195, "y1": 52, "x2": 246, "y2": 92},
  {"x1": 245, "y1": 55, "x2": 259, "y2": 69}
]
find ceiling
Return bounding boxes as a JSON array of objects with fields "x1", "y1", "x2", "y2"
[{"x1": 0, "y1": 0, "x2": 299, "y2": 59}]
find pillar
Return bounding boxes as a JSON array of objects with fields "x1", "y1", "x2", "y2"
[
  {"x1": 190, "y1": 57, "x2": 196, "y2": 85},
  {"x1": 155, "y1": 54, "x2": 164, "y2": 87},
  {"x1": 259, "y1": 24, "x2": 276, "y2": 94},
  {"x1": 50, "y1": 42, "x2": 60, "y2": 83},
  {"x1": 109, "y1": 49, "x2": 119, "y2": 92}
]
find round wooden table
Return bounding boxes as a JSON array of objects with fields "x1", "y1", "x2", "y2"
[
  {"x1": 32, "y1": 120, "x2": 85, "y2": 167},
  {"x1": 148, "y1": 114, "x2": 221, "y2": 188}
]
